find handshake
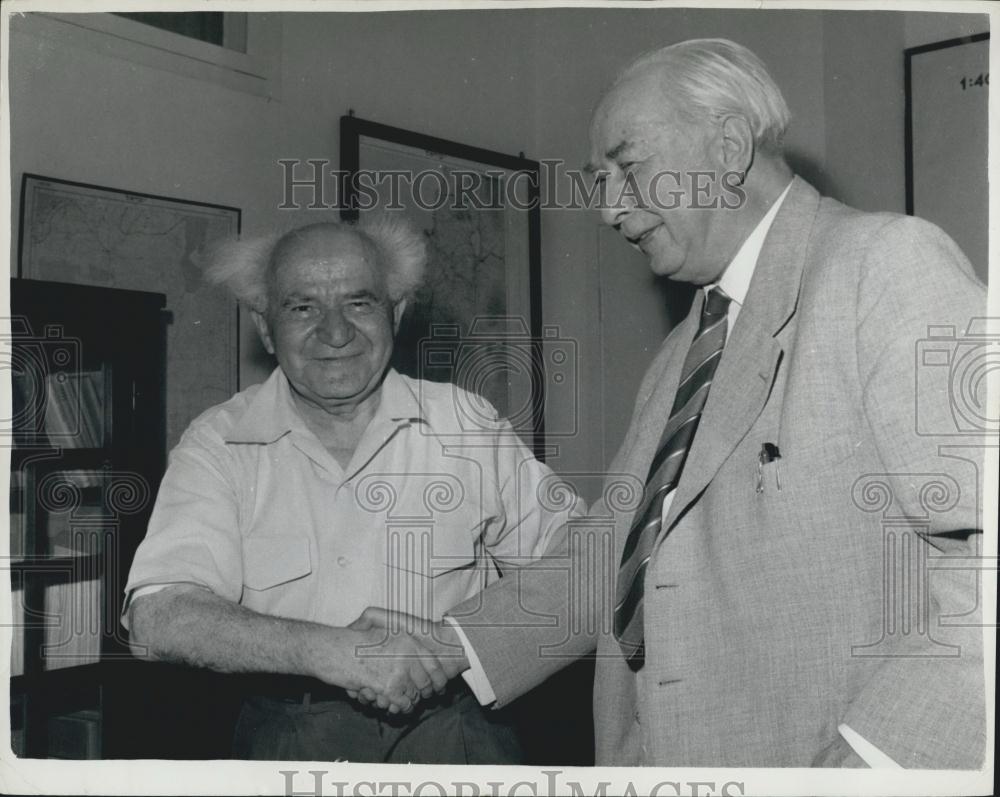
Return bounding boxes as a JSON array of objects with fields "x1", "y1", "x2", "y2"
[{"x1": 340, "y1": 607, "x2": 471, "y2": 715}]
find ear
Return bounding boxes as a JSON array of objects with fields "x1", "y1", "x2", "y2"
[
  {"x1": 392, "y1": 299, "x2": 407, "y2": 333},
  {"x1": 250, "y1": 308, "x2": 276, "y2": 355},
  {"x1": 717, "y1": 114, "x2": 755, "y2": 177}
]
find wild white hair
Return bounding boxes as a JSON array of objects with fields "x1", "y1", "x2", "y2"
[
  {"x1": 619, "y1": 38, "x2": 790, "y2": 154},
  {"x1": 203, "y1": 212, "x2": 427, "y2": 312}
]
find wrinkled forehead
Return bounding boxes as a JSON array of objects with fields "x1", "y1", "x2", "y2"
[
  {"x1": 589, "y1": 67, "x2": 678, "y2": 160},
  {"x1": 271, "y1": 227, "x2": 386, "y2": 291},
  {"x1": 276, "y1": 226, "x2": 376, "y2": 268}
]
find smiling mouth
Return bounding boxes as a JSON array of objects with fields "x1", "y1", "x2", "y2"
[
  {"x1": 314, "y1": 353, "x2": 361, "y2": 363},
  {"x1": 626, "y1": 227, "x2": 657, "y2": 247}
]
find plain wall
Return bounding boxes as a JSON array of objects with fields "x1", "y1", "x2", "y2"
[
  {"x1": 905, "y1": 10, "x2": 989, "y2": 47},
  {"x1": 8, "y1": 8, "x2": 987, "y2": 499}
]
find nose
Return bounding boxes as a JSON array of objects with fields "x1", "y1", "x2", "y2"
[
  {"x1": 599, "y1": 172, "x2": 632, "y2": 229},
  {"x1": 315, "y1": 306, "x2": 355, "y2": 348}
]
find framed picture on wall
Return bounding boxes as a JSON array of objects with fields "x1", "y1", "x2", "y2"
[
  {"x1": 340, "y1": 116, "x2": 558, "y2": 457},
  {"x1": 905, "y1": 32, "x2": 989, "y2": 283},
  {"x1": 17, "y1": 174, "x2": 241, "y2": 450}
]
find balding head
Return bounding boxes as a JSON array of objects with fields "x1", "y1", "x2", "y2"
[
  {"x1": 205, "y1": 213, "x2": 426, "y2": 315},
  {"x1": 268, "y1": 224, "x2": 382, "y2": 310}
]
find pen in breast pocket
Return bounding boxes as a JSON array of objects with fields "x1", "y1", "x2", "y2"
[{"x1": 757, "y1": 442, "x2": 781, "y2": 493}]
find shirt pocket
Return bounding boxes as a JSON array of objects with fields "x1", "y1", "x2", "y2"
[
  {"x1": 380, "y1": 523, "x2": 480, "y2": 620},
  {"x1": 381, "y1": 523, "x2": 477, "y2": 577},
  {"x1": 242, "y1": 534, "x2": 313, "y2": 592}
]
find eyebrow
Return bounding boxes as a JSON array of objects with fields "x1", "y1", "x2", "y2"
[
  {"x1": 342, "y1": 289, "x2": 381, "y2": 301},
  {"x1": 279, "y1": 291, "x2": 315, "y2": 305},
  {"x1": 279, "y1": 288, "x2": 382, "y2": 305},
  {"x1": 582, "y1": 139, "x2": 630, "y2": 174},
  {"x1": 605, "y1": 140, "x2": 631, "y2": 161}
]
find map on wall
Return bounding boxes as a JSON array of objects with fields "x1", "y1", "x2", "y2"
[
  {"x1": 386, "y1": 178, "x2": 515, "y2": 419},
  {"x1": 18, "y1": 175, "x2": 241, "y2": 450},
  {"x1": 354, "y1": 138, "x2": 535, "y2": 433}
]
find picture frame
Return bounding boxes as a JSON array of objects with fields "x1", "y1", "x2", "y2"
[
  {"x1": 17, "y1": 173, "x2": 242, "y2": 450},
  {"x1": 340, "y1": 116, "x2": 550, "y2": 457},
  {"x1": 904, "y1": 32, "x2": 989, "y2": 283}
]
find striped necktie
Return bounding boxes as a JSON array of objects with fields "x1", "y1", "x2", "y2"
[{"x1": 613, "y1": 286, "x2": 731, "y2": 667}]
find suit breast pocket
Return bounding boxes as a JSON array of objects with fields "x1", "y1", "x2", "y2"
[{"x1": 751, "y1": 433, "x2": 859, "y2": 543}]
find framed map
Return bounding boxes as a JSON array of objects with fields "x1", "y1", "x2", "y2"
[
  {"x1": 340, "y1": 116, "x2": 550, "y2": 457},
  {"x1": 18, "y1": 174, "x2": 241, "y2": 450}
]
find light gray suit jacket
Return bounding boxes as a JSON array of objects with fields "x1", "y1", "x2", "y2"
[{"x1": 450, "y1": 178, "x2": 987, "y2": 767}]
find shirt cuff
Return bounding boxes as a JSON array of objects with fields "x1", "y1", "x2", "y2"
[
  {"x1": 443, "y1": 616, "x2": 497, "y2": 706},
  {"x1": 838, "y1": 723, "x2": 903, "y2": 768}
]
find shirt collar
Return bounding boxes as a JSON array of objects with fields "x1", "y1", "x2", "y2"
[
  {"x1": 226, "y1": 367, "x2": 428, "y2": 445},
  {"x1": 709, "y1": 180, "x2": 793, "y2": 306},
  {"x1": 369, "y1": 368, "x2": 427, "y2": 428}
]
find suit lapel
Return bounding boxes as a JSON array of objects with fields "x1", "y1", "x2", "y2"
[{"x1": 658, "y1": 178, "x2": 821, "y2": 536}]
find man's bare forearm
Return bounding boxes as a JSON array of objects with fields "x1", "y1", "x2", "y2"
[
  {"x1": 128, "y1": 586, "x2": 448, "y2": 710},
  {"x1": 128, "y1": 586, "x2": 359, "y2": 687}
]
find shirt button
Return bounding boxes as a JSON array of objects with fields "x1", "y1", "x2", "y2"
[{"x1": 337, "y1": 556, "x2": 349, "y2": 568}]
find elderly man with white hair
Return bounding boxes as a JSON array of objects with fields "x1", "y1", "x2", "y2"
[
  {"x1": 359, "y1": 38, "x2": 987, "y2": 768},
  {"x1": 123, "y1": 215, "x2": 580, "y2": 763}
]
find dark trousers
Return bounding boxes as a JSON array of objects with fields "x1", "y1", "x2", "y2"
[{"x1": 232, "y1": 682, "x2": 523, "y2": 764}]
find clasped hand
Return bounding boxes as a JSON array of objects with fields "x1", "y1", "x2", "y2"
[{"x1": 345, "y1": 608, "x2": 467, "y2": 714}]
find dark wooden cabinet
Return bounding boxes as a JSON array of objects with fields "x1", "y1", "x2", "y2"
[
  {"x1": 8, "y1": 278, "x2": 166, "y2": 758},
  {"x1": 8, "y1": 278, "x2": 244, "y2": 760}
]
